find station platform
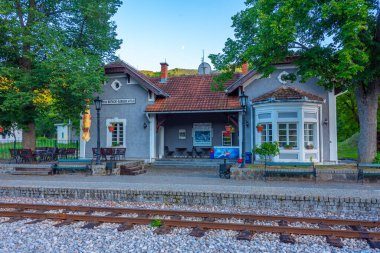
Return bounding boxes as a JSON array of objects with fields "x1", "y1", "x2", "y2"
[{"x1": 0, "y1": 167, "x2": 379, "y2": 213}]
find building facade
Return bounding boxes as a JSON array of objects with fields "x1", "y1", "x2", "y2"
[{"x1": 80, "y1": 59, "x2": 339, "y2": 164}]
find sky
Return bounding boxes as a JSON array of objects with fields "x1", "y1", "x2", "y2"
[{"x1": 113, "y1": 0, "x2": 246, "y2": 71}]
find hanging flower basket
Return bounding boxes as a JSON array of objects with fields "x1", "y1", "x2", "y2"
[
  {"x1": 225, "y1": 125, "x2": 232, "y2": 132},
  {"x1": 82, "y1": 127, "x2": 89, "y2": 133},
  {"x1": 108, "y1": 124, "x2": 115, "y2": 132},
  {"x1": 230, "y1": 127, "x2": 235, "y2": 133},
  {"x1": 0, "y1": 127, "x2": 3, "y2": 134},
  {"x1": 223, "y1": 131, "x2": 231, "y2": 136},
  {"x1": 256, "y1": 124, "x2": 264, "y2": 133}
]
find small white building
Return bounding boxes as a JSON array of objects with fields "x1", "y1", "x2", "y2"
[
  {"x1": 0, "y1": 129, "x2": 22, "y2": 143},
  {"x1": 55, "y1": 122, "x2": 76, "y2": 143}
]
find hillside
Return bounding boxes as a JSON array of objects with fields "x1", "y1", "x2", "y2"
[{"x1": 141, "y1": 68, "x2": 198, "y2": 77}]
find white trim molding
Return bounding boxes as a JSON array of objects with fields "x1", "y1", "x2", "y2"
[
  {"x1": 106, "y1": 118, "x2": 126, "y2": 147},
  {"x1": 149, "y1": 115, "x2": 157, "y2": 162},
  {"x1": 328, "y1": 91, "x2": 338, "y2": 163}
]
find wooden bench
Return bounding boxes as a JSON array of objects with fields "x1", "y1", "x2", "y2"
[
  {"x1": 53, "y1": 159, "x2": 92, "y2": 174},
  {"x1": 357, "y1": 163, "x2": 380, "y2": 183},
  {"x1": 264, "y1": 162, "x2": 316, "y2": 182}
]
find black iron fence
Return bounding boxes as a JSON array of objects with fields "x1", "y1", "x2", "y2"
[{"x1": 0, "y1": 139, "x2": 79, "y2": 161}]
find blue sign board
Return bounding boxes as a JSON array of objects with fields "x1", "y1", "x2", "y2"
[{"x1": 213, "y1": 146, "x2": 239, "y2": 159}]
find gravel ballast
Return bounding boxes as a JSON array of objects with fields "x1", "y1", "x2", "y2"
[{"x1": 0, "y1": 197, "x2": 378, "y2": 253}]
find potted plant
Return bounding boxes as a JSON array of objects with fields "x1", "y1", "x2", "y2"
[
  {"x1": 223, "y1": 131, "x2": 231, "y2": 136},
  {"x1": 225, "y1": 125, "x2": 232, "y2": 132},
  {"x1": 253, "y1": 142, "x2": 280, "y2": 167},
  {"x1": 112, "y1": 141, "x2": 120, "y2": 147},
  {"x1": 256, "y1": 124, "x2": 264, "y2": 133},
  {"x1": 284, "y1": 144, "x2": 293, "y2": 150},
  {"x1": 108, "y1": 124, "x2": 115, "y2": 132},
  {"x1": 306, "y1": 144, "x2": 314, "y2": 150}
]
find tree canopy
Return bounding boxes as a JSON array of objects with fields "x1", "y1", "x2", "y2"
[
  {"x1": 210, "y1": 0, "x2": 380, "y2": 162},
  {"x1": 0, "y1": 0, "x2": 122, "y2": 148}
]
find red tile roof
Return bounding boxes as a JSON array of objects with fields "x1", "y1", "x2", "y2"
[
  {"x1": 105, "y1": 61, "x2": 169, "y2": 97},
  {"x1": 145, "y1": 74, "x2": 242, "y2": 112},
  {"x1": 252, "y1": 86, "x2": 323, "y2": 103}
]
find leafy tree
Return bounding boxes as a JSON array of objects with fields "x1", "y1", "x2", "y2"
[
  {"x1": 0, "y1": 0, "x2": 122, "y2": 149},
  {"x1": 253, "y1": 142, "x2": 280, "y2": 166},
  {"x1": 210, "y1": 0, "x2": 380, "y2": 163},
  {"x1": 336, "y1": 92, "x2": 360, "y2": 142}
]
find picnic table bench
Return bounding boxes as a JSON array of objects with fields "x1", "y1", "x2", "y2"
[
  {"x1": 53, "y1": 159, "x2": 92, "y2": 174},
  {"x1": 357, "y1": 163, "x2": 380, "y2": 183},
  {"x1": 264, "y1": 162, "x2": 316, "y2": 182}
]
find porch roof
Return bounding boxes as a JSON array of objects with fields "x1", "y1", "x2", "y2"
[
  {"x1": 252, "y1": 86, "x2": 324, "y2": 104},
  {"x1": 145, "y1": 74, "x2": 242, "y2": 112}
]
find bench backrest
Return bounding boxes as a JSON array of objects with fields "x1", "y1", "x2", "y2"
[
  {"x1": 266, "y1": 162, "x2": 314, "y2": 167},
  {"x1": 357, "y1": 163, "x2": 380, "y2": 168},
  {"x1": 58, "y1": 159, "x2": 92, "y2": 163}
]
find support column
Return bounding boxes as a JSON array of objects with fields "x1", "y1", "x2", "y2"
[
  {"x1": 79, "y1": 114, "x2": 86, "y2": 158},
  {"x1": 149, "y1": 114, "x2": 157, "y2": 163},
  {"x1": 328, "y1": 92, "x2": 338, "y2": 163}
]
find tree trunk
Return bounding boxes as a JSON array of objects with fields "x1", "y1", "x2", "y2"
[
  {"x1": 355, "y1": 81, "x2": 379, "y2": 163},
  {"x1": 22, "y1": 122, "x2": 36, "y2": 150}
]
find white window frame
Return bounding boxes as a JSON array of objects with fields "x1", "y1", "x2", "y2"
[
  {"x1": 278, "y1": 122, "x2": 298, "y2": 149},
  {"x1": 106, "y1": 118, "x2": 126, "y2": 147},
  {"x1": 260, "y1": 123, "x2": 273, "y2": 144},
  {"x1": 304, "y1": 122, "x2": 317, "y2": 149},
  {"x1": 192, "y1": 123, "x2": 213, "y2": 147},
  {"x1": 148, "y1": 90, "x2": 155, "y2": 102},
  {"x1": 111, "y1": 79, "x2": 122, "y2": 91}
]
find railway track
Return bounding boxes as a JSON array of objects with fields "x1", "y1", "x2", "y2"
[{"x1": 0, "y1": 202, "x2": 379, "y2": 249}]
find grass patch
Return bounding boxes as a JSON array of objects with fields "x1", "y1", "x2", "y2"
[{"x1": 337, "y1": 132, "x2": 358, "y2": 160}]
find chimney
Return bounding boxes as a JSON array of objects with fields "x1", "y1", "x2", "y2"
[
  {"x1": 242, "y1": 62, "x2": 248, "y2": 75},
  {"x1": 160, "y1": 62, "x2": 169, "y2": 83}
]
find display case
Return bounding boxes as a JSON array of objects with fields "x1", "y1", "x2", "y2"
[{"x1": 222, "y1": 131, "x2": 232, "y2": 146}]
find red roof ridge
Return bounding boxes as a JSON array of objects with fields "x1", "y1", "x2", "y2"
[{"x1": 252, "y1": 85, "x2": 323, "y2": 103}]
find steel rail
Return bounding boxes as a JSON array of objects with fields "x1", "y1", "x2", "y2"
[
  {"x1": 0, "y1": 211, "x2": 379, "y2": 240},
  {"x1": 0, "y1": 202, "x2": 378, "y2": 227}
]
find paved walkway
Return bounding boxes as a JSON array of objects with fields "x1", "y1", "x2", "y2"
[{"x1": 0, "y1": 167, "x2": 379, "y2": 199}]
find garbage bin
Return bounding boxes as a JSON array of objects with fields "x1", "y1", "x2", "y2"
[
  {"x1": 245, "y1": 152, "x2": 252, "y2": 164},
  {"x1": 209, "y1": 149, "x2": 214, "y2": 159}
]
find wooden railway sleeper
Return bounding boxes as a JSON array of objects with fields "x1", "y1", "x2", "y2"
[
  {"x1": 278, "y1": 220, "x2": 296, "y2": 244},
  {"x1": 350, "y1": 225, "x2": 380, "y2": 249},
  {"x1": 318, "y1": 223, "x2": 343, "y2": 248},
  {"x1": 236, "y1": 230, "x2": 254, "y2": 241}
]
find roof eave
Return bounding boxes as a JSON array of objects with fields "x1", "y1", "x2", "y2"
[{"x1": 252, "y1": 99, "x2": 324, "y2": 105}]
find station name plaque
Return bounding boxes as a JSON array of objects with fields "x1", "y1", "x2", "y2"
[{"x1": 102, "y1": 98, "x2": 136, "y2": 105}]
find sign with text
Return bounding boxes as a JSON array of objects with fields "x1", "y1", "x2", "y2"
[{"x1": 102, "y1": 98, "x2": 136, "y2": 105}]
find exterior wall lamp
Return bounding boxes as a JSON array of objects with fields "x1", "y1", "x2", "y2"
[
  {"x1": 94, "y1": 96, "x2": 103, "y2": 165},
  {"x1": 143, "y1": 122, "x2": 148, "y2": 129}
]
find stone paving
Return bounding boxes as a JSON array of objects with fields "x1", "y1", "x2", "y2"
[{"x1": 0, "y1": 166, "x2": 379, "y2": 199}]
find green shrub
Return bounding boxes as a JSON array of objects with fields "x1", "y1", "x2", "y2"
[
  {"x1": 253, "y1": 142, "x2": 280, "y2": 163},
  {"x1": 150, "y1": 219, "x2": 162, "y2": 228},
  {"x1": 374, "y1": 153, "x2": 380, "y2": 164}
]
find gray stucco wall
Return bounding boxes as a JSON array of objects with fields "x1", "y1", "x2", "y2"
[
  {"x1": 244, "y1": 68, "x2": 331, "y2": 161},
  {"x1": 85, "y1": 74, "x2": 152, "y2": 159},
  {"x1": 160, "y1": 113, "x2": 239, "y2": 152}
]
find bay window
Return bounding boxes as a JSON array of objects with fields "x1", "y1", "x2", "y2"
[{"x1": 278, "y1": 123, "x2": 298, "y2": 148}]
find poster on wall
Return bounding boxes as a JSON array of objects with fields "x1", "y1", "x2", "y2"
[
  {"x1": 192, "y1": 123, "x2": 212, "y2": 146},
  {"x1": 213, "y1": 146, "x2": 240, "y2": 159}
]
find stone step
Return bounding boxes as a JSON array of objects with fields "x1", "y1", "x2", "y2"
[
  {"x1": 120, "y1": 165, "x2": 143, "y2": 173},
  {"x1": 12, "y1": 170, "x2": 52, "y2": 175},
  {"x1": 120, "y1": 162, "x2": 144, "y2": 169},
  {"x1": 120, "y1": 169, "x2": 147, "y2": 176}
]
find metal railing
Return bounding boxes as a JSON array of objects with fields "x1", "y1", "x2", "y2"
[{"x1": 0, "y1": 139, "x2": 79, "y2": 161}]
